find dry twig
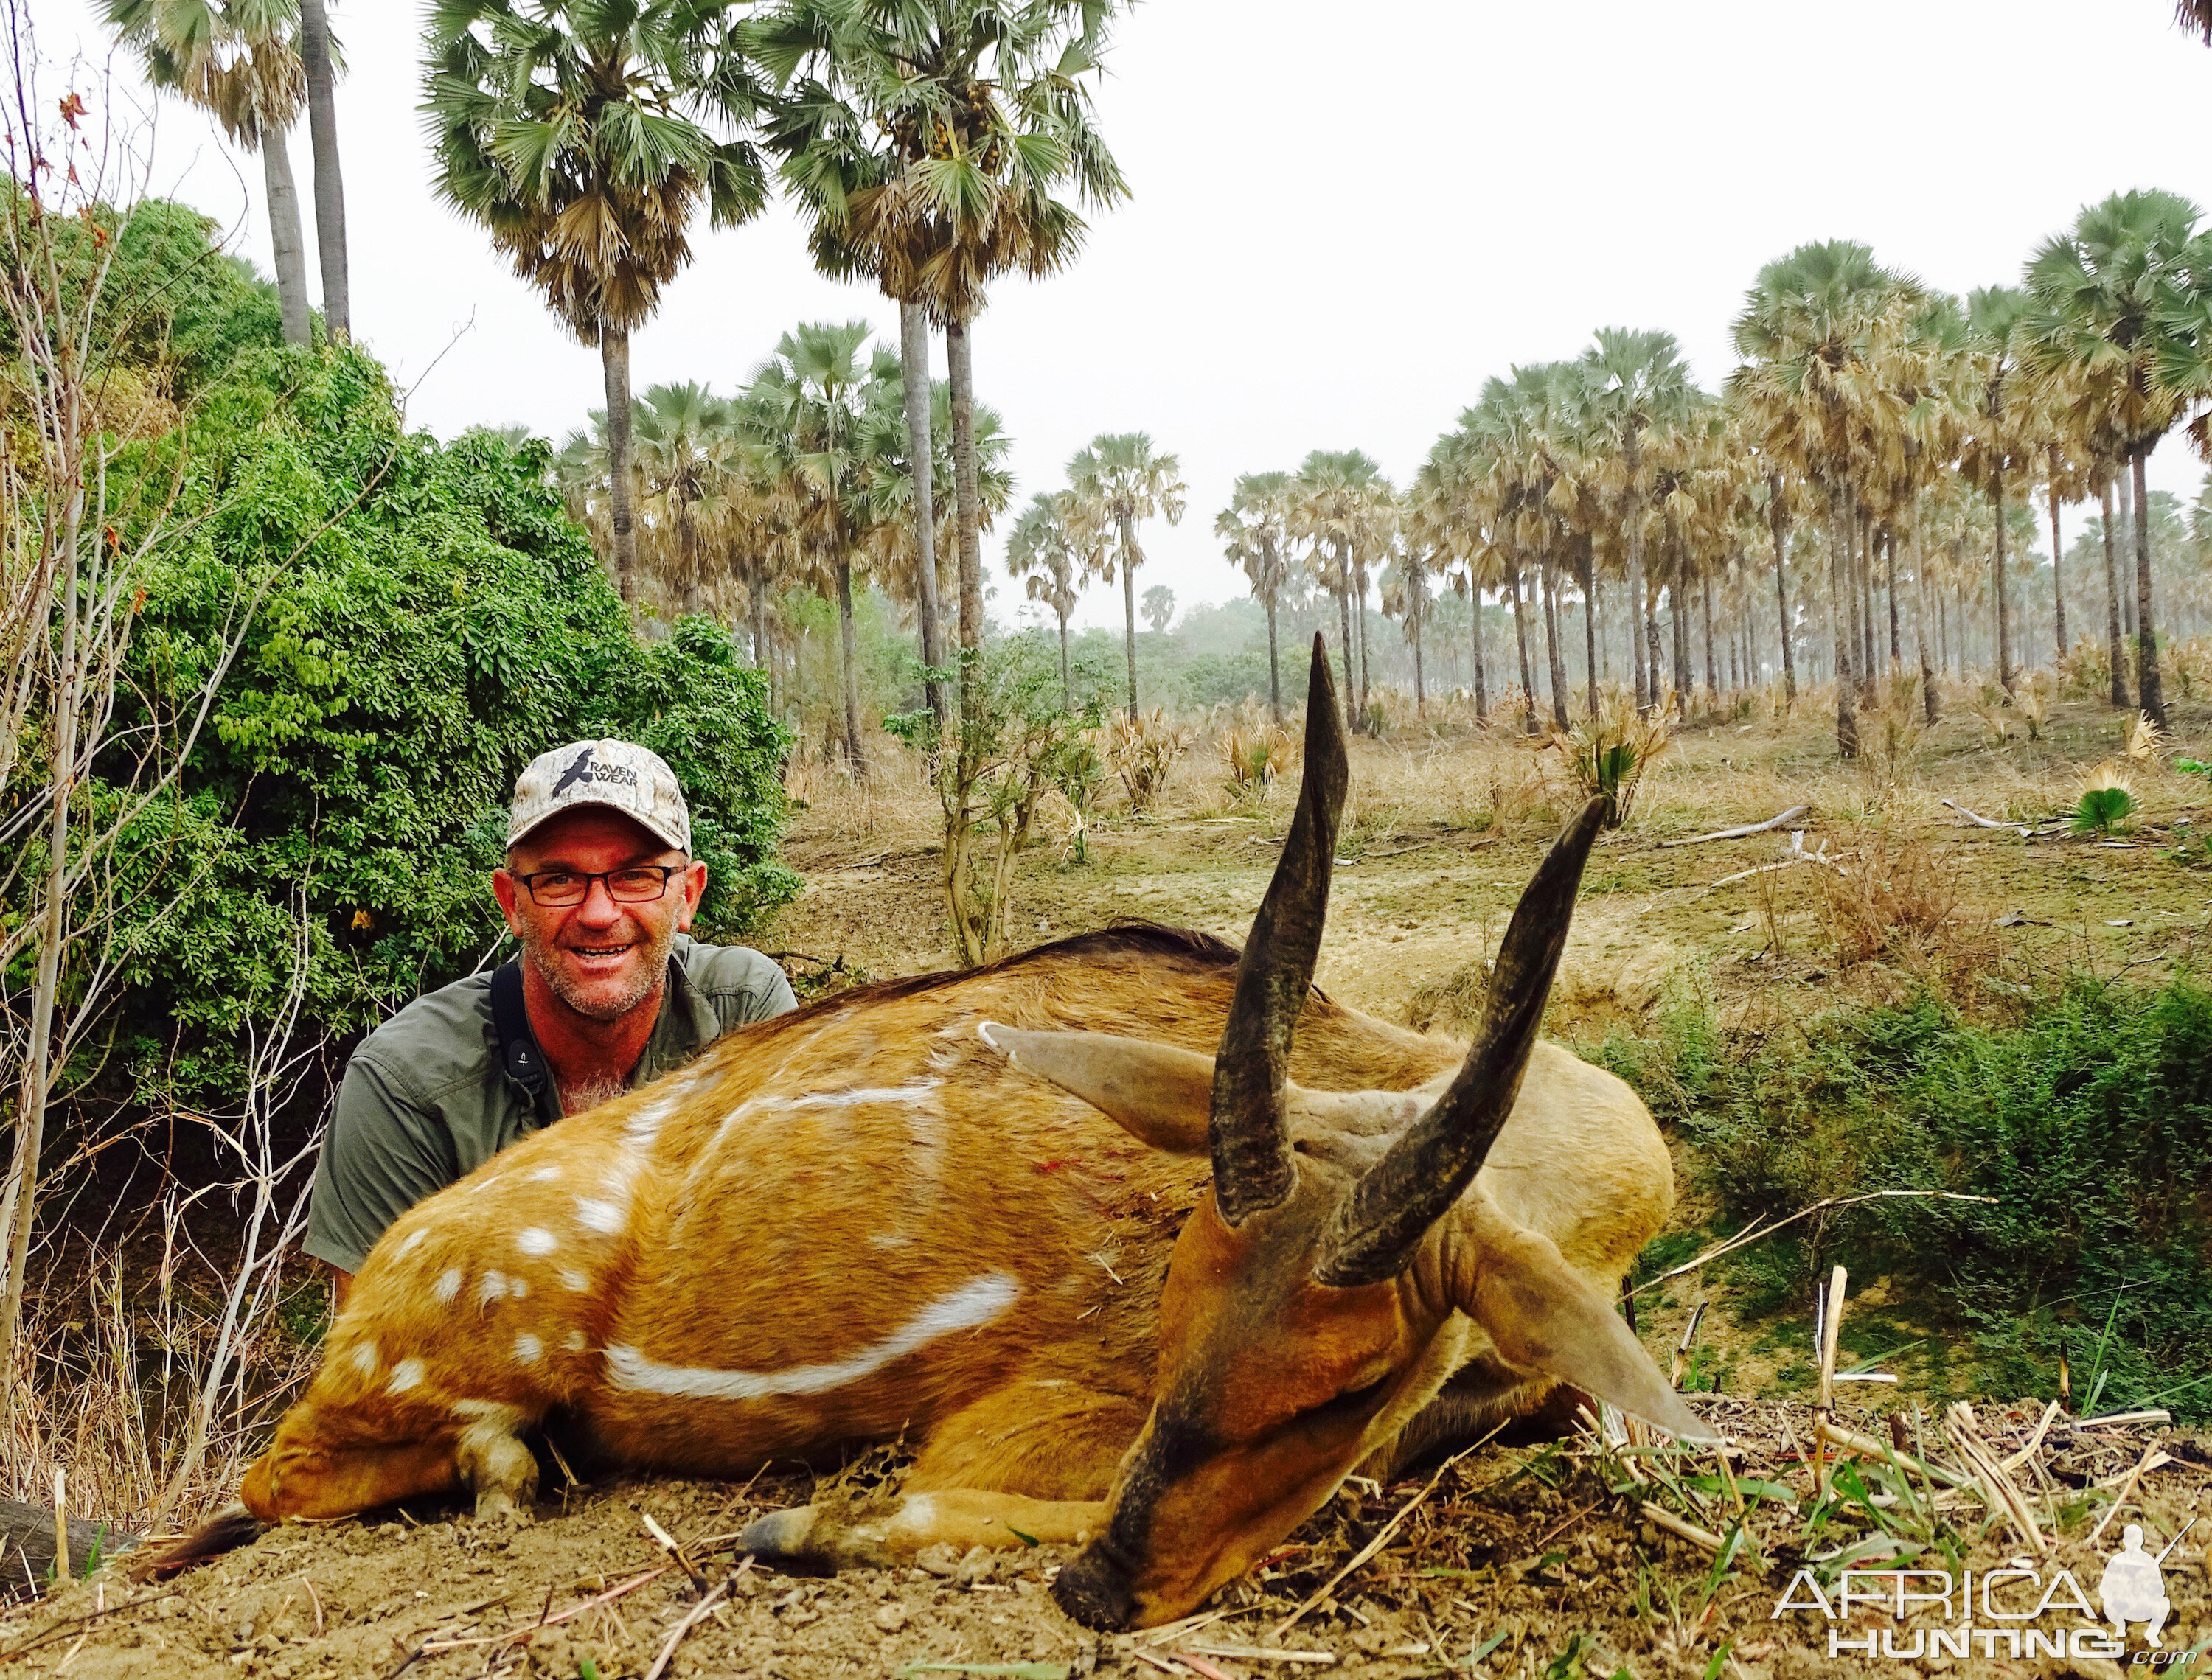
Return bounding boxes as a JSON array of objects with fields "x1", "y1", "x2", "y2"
[{"x1": 1660, "y1": 806, "x2": 1811, "y2": 847}]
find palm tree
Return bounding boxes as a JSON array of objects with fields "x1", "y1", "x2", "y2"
[
  {"x1": 1964, "y1": 286, "x2": 2035, "y2": 692},
  {"x1": 104, "y1": 0, "x2": 314, "y2": 345},
  {"x1": 298, "y1": 0, "x2": 348, "y2": 341},
  {"x1": 2023, "y1": 189, "x2": 2207, "y2": 728},
  {"x1": 1574, "y1": 328, "x2": 1691, "y2": 711},
  {"x1": 1007, "y1": 491, "x2": 1086, "y2": 705},
  {"x1": 633, "y1": 380, "x2": 737, "y2": 616},
  {"x1": 1068, "y1": 433, "x2": 1185, "y2": 719},
  {"x1": 422, "y1": 0, "x2": 768, "y2": 605},
  {"x1": 1217, "y1": 470, "x2": 1295, "y2": 720},
  {"x1": 1290, "y1": 449, "x2": 1394, "y2": 725},
  {"x1": 751, "y1": 0, "x2": 1127, "y2": 700},
  {"x1": 2177, "y1": 0, "x2": 2212, "y2": 40},
  {"x1": 749, "y1": 321, "x2": 900, "y2": 776},
  {"x1": 1730, "y1": 240, "x2": 1921, "y2": 756}
]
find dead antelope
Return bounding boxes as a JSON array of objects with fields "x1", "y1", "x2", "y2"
[{"x1": 157, "y1": 636, "x2": 1709, "y2": 1629}]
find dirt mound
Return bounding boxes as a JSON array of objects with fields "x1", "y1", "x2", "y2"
[{"x1": 7, "y1": 1400, "x2": 2209, "y2": 1679}]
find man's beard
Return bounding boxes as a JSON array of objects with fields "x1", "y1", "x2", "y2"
[{"x1": 521, "y1": 916, "x2": 679, "y2": 1023}]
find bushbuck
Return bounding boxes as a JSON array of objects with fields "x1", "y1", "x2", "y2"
[{"x1": 154, "y1": 637, "x2": 1710, "y2": 1629}]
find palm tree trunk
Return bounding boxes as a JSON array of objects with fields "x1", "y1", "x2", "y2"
[
  {"x1": 946, "y1": 316, "x2": 984, "y2": 680},
  {"x1": 599, "y1": 326, "x2": 639, "y2": 604},
  {"x1": 1508, "y1": 561, "x2": 1535, "y2": 734},
  {"x1": 749, "y1": 572, "x2": 769, "y2": 678},
  {"x1": 1540, "y1": 551, "x2": 1568, "y2": 729},
  {"x1": 1335, "y1": 544, "x2": 1355, "y2": 728},
  {"x1": 2116, "y1": 469, "x2": 2137, "y2": 641},
  {"x1": 1354, "y1": 560, "x2": 1373, "y2": 725},
  {"x1": 299, "y1": 0, "x2": 348, "y2": 343},
  {"x1": 1470, "y1": 584, "x2": 1488, "y2": 719},
  {"x1": 1915, "y1": 514, "x2": 1938, "y2": 725},
  {"x1": 1119, "y1": 516, "x2": 1141, "y2": 719},
  {"x1": 260, "y1": 132, "x2": 313, "y2": 347},
  {"x1": 1579, "y1": 537, "x2": 1599, "y2": 719},
  {"x1": 2101, "y1": 474, "x2": 2127, "y2": 707},
  {"x1": 1057, "y1": 607, "x2": 1072, "y2": 709},
  {"x1": 1411, "y1": 585, "x2": 1426, "y2": 717},
  {"x1": 1262, "y1": 564, "x2": 1282, "y2": 723},
  {"x1": 1859, "y1": 510, "x2": 1878, "y2": 687},
  {"x1": 1768, "y1": 480, "x2": 1795, "y2": 703},
  {"x1": 834, "y1": 554, "x2": 866, "y2": 778},
  {"x1": 2132, "y1": 446, "x2": 2166, "y2": 727},
  {"x1": 1623, "y1": 428, "x2": 1650, "y2": 710},
  {"x1": 900, "y1": 300, "x2": 945, "y2": 726},
  {"x1": 1884, "y1": 529, "x2": 1900, "y2": 668},
  {"x1": 1701, "y1": 561, "x2": 1719, "y2": 707},
  {"x1": 2048, "y1": 462, "x2": 2067, "y2": 663},
  {"x1": 1992, "y1": 463, "x2": 2013, "y2": 691},
  {"x1": 1828, "y1": 484, "x2": 1858, "y2": 757}
]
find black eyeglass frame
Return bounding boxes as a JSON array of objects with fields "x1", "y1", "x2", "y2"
[{"x1": 506, "y1": 864, "x2": 688, "y2": 907}]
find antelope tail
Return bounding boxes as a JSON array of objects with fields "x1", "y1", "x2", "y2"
[{"x1": 126, "y1": 1502, "x2": 264, "y2": 1582}]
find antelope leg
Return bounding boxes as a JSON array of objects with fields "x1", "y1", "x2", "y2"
[{"x1": 739, "y1": 1490, "x2": 1107, "y2": 1569}]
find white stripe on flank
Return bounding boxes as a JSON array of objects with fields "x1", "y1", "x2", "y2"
[
  {"x1": 603, "y1": 1273, "x2": 1021, "y2": 1402},
  {"x1": 625, "y1": 1087, "x2": 685, "y2": 1144}
]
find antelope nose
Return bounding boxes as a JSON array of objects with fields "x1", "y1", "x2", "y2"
[{"x1": 1051, "y1": 1540, "x2": 1138, "y2": 1630}]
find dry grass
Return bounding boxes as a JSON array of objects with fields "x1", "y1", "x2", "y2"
[{"x1": 1812, "y1": 828, "x2": 1990, "y2": 980}]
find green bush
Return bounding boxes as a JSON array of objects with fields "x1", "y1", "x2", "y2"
[
  {"x1": 1658, "y1": 980, "x2": 2212, "y2": 1417},
  {"x1": 51, "y1": 341, "x2": 796, "y2": 1109}
]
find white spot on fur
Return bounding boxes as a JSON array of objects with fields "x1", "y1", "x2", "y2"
[
  {"x1": 388, "y1": 1359, "x2": 425, "y2": 1394},
  {"x1": 563, "y1": 1330, "x2": 587, "y2": 1353},
  {"x1": 349, "y1": 1341, "x2": 379, "y2": 1377},
  {"x1": 451, "y1": 1398, "x2": 515, "y2": 1421},
  {"x1": 560, "y1": 1268, "x2": 591, "y2": 1292},
  {"x1": 395, "y1": 1228, "x2": 428, "y2": 1260},
  {"x1": 434, "y1": 1268, "x2": 463, "y2": 1304},
  {"x1": 477, "y1": 1270, "x2": 509, "y2": 1307},
  {"x1": 513, "y1": 1332, "x2": 543, "y2": 1364},
  {"x1": 575, "y1": 1198, "x2": 623, "y2": 1235},
  {"x1": 518, "y1": 1227, "x2": 557, "y2": 1256},
  {"x1": 528, "y1": 1165, "x2": 562, "y2": 1183},
  {"x1": 509, "y1": 1276, "x2": 531, "y2": 1299},
  {"x1": 605, "y1": 1274, "x2": 1022, "y2": 1401}
]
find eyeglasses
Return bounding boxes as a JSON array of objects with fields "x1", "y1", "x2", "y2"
[{"x1": 508, "y1": 865, "x2": 686, "y2": 907}]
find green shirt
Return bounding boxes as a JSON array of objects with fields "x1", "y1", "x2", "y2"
[{"x1": 305, "y1": 936, "x2": 795, "y2": 1272}]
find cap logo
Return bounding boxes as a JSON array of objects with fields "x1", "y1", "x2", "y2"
[{"x1": 551, "y1": 747, "x2": 595, "y2": 798}]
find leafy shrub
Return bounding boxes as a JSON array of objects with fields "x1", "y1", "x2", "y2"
[
  {"x1": 1666, "y1": 980, "x2": 2212, "y2": 1417},
  {"x1": 54, "y1": 344, "x2": 797, "y2": 1108}
]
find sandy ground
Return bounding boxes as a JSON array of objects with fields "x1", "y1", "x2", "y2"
[{"x1": 6, "y1": 1401, "x2": 2209, "y2": 1679}]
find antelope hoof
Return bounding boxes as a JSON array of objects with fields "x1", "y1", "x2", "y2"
[
  {"x1": 737, "y1": 1505, "x2": 833, "y2": 1573},
  {"x1": 473, "y1": 1487, "x2": 529, "y2": 1524}
]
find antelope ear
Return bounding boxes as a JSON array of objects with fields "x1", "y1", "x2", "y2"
[
  {"x1": 1455, "y1": 1201, "x2": 1719, "y2": 1443},
  {"x1": 978, "y1": 1022, "x2": 1213, "y2": 1155}
]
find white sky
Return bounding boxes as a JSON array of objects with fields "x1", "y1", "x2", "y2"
[{"x1": 37, "y1": 0, "x2": 2212, "y2": 630}]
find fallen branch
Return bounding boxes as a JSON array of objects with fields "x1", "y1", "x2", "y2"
[
  {"x1": 1813, "y1": 1421, "x2": 1975, "y2": 1491},
  {"x1": 1629, "y1": 1190, "x2": 1994, "y2": 1297},
  {"x1": 1939, "y1": 800, "x2": 2065, "y2": 839},
  {"x1": 1639, "y1": 1502, "x2": 1725, "y2": 1554},
  {"x1": 1705, "y1": 832, "x2": 1837, "y2": 890},
  {"x1": 1274, "y1": 1430, "x2": 1500, "y2": 1637},
  {"x1": 1660, "y1": 806, "x2": 1811, "y2": 848},
  {"x1": 1944, "y1": 1402, "x2": 2047, "y2": 1558},
  {"x1": 642, "y1": 1575, "x2": 731, "y2": 1680},
  {"x1": 2085, "y1": 1443, "x2": 2168, "y2": 1550}
]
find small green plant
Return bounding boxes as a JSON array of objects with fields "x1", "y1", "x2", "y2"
[
  {"x1": 2072, "y1": 762, "x2": 2135, "y2": 834},
  {"x1": 1544, "y1": 691, "x2": 1672, "y2": 827}
]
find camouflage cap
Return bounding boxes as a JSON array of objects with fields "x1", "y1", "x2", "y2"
[{"x1": 508, "y1": 739, "x2": 691, "y2": 854}]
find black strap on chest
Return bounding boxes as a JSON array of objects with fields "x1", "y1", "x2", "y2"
[
  {"x1": 488, "y1": 955, "x2": 686, "y2": 1118},
  {"x1": 489, "y1": 958, "x2": 550, "y2": 1111}
]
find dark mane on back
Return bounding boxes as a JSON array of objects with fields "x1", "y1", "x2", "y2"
[{"x1": 751, "y1": 923, "x2": 1244, "y2": 1039}]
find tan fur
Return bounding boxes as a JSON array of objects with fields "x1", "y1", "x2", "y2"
[{"x1": 234, "y1": 927, "x2": 1679, "y2": 1625}]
